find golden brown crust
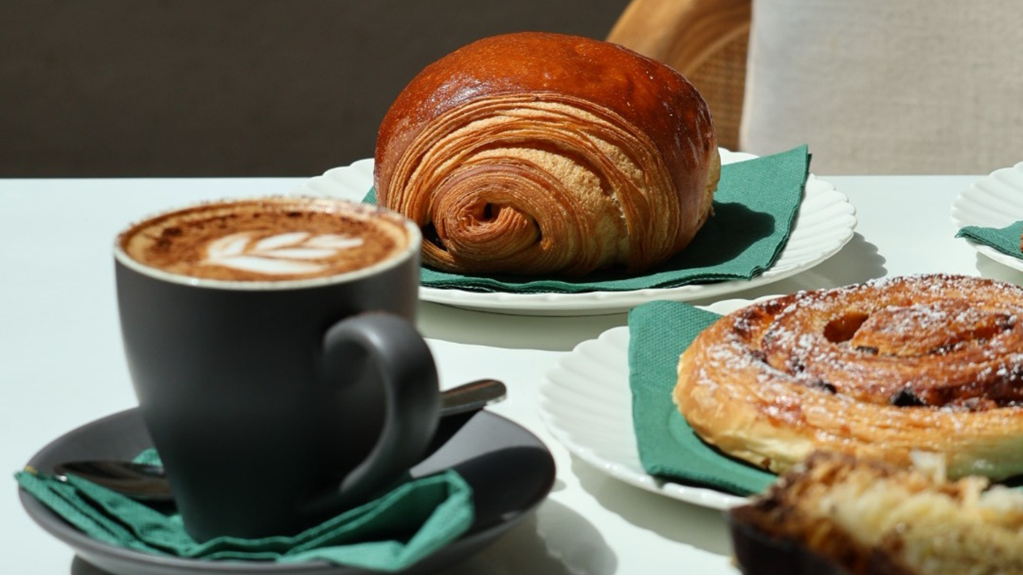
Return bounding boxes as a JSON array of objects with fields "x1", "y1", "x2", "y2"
[
  {"x1": 728, "y1": 453, "x2": 918, "y2": 575},
  {"x1": 674, "y1": 274, "x2": 1023, "y2": 480},
  {"x1": 729, "y1": 451, "x2": 1023, "y2": 575},
  {"x1": 374, "y1": 32, "x2": 718, "y2": 276}
]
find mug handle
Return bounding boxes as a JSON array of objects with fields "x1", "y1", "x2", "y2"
[{"x1": 304, "y1": 312, "x2": 440, "y2": 516}]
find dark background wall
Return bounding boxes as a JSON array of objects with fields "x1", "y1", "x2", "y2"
[{"x1": 0, "y1": 0, "x2": 631, "y2": 177}]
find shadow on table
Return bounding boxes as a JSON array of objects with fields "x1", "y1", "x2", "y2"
[
  {"x1": 418, "y1": 302, "x2": 628, "y2": 352},
  {"x1": 571, "y1": 458, "x2": 733, "y2": 558},
  {"x1": 974, "y1": 253, "x2": 1023, "y2": 285},
  {"x1": 447, "y1": 499, "x2": 616, "y2": 574},
  {"x1": 790, "y1": 232, "x2": 886, "y2": 287}
]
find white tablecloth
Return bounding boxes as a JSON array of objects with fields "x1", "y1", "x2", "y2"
[{"x1": 3, "y1": 172, "x2": 1017, "y2": 574}]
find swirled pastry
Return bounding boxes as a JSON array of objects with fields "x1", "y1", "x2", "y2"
[
  {"x1": 374, "y1": 32, "x2": 719, "y2": 277},
  {"x1": 674, "y1": 274, "x2": 1023, "y2": 480}
]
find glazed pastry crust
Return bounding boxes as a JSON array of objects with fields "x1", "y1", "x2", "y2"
[
  {"x1": 374, "y1": 32, "x2": 719, "y2": 277},
  {"x1": 674, "y1": 274, "x2": 1023, "y2": 480}
]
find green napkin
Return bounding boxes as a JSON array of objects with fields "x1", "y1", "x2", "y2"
[
  {"x1": 366, "y1": 145, "x2": 810, "y2": 293},
  {"x1": 16, "y1": 453, "x2": 474, "y2": 572},
  {"x1": 627, "y1": 300, "x2": 776, "y2": 496},
  {"x1": 956, "y1": 221, "x2": 1023, "y2": 259}
]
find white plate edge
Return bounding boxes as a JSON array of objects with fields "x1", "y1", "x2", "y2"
[
  {"x1": 950, "y1": 162, "x2": 1023, "y2": 273},
  {"x1": 537, "y1": 296, "x2": 780, "y2": 510}
]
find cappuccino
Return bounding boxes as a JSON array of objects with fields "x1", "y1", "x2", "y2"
[
  {"x1": 118, "y1": 197, "x2": 412, "y2": 282},
  {"x1": 114, "y1": 195, "x2": 433, "y2": 540}
]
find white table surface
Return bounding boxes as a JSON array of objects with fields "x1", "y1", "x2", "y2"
[{"x1": 3, "y1": 172, "x2": 1020, "y2": 574}]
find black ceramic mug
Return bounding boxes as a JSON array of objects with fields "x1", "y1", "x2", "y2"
[{"x1": 113, "y1": 196, "x2": 439, "y2": 542}]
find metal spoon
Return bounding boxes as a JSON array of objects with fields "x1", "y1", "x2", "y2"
[
  {"x1": 435, "y1": 378, "x2": 507, "y2": 417},
  {"x1": 51, "y1": 378, "x2": 507, "y2": 503}
]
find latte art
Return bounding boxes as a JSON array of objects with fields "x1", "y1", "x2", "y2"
[
  {"x1": 118, "y1": 197, "x2": 413, "y2": 282},
  {"x1": 203, "y1": 231, "x2": 366, "y2": 276}
]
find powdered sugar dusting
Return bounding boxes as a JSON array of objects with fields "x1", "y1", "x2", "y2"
[{"x1": 675, "y1": 274, "x2": 1023, "y2": 481}]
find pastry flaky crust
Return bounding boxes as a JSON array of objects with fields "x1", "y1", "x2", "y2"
[
  {"x1": 729, "y1": 451, "x2": 1023, "y2": 575},
  {"x1": 674, "y1": 274, "x2": 1023, "y2": 481},
  {"x1": 374, "y1": 32, "x2": 719, "y2": 277}
]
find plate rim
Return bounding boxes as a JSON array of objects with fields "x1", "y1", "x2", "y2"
[
  {"x1": 537, "y1": 296, "x2": 778, "y2": 510},
  {"x1": 293, "y1": 150, "x2": 857, "y2": 316},
  {"x1": 950, "y1": 161, "x2": 1023, "y2": 273}
]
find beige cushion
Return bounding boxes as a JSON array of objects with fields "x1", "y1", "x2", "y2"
[{"x1": 741, "y1": 0, "x2": 1023, "y2": 175}]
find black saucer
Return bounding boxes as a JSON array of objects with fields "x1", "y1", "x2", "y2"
[{"x1": 20, "y1": 408, "x2": 556, "y2": 574}]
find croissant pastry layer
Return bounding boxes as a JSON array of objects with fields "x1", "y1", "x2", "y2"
[
  {"x1": 374, "y1": 32, "x2": 719, "y2": 277},
  {"x1": 674, "y1": 274, "x2": 1023, "y2": 480}
]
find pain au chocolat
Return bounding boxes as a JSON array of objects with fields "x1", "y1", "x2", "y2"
[
  {"x1": 374, "y1": 32, "x2": 719, "y2": 277},
  {"x1": 674, "y1": 274, "x2": 1023, "y2": 481}
]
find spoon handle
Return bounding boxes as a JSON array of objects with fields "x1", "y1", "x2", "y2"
[
  {"x1": 53, "y1": 461, "x2": 173, "y2": 502},
  {"x1": 440, "y1": 379, "x2": 507, "y2": 416}
]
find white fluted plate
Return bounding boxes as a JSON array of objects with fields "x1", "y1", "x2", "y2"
[
  {"x1": 537, "y1": 297, "x2": 780, "y2": 510},
  {"x1": 950, "y1": 161, "x2": 1023, "y2": 272},
  {"x1": 294, "y1": 150, "x2": 856, "y2": 316}
]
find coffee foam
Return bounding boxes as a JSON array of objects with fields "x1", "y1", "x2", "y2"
[
  {"x1": 202, "y1": 231, "x2": 366, "y2": 276},
  {"x1": 118, "y1": 198, "x2": 412, "y2": 282}
]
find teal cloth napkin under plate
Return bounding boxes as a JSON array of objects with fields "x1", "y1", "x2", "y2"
[
  {"x1": 627, "y1": 300, "x2": 776, "y2": 496},
  {"x1": 956, "y1": 220, "x2": 1023, "y2": 260},
  {"x1": 16, "y1": 452, "x2": 474, "y2": 572},
  {"x1": 366, "y1": 145, "x2": 810, "y2": 293}
]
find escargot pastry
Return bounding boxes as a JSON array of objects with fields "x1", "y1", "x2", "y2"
[
  {"x1": 674, "y1": 274, "x2": 1023, "y2": 480},
  {"x1": 374, "y1": 31, "x2": 720, "y2": 277}
]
